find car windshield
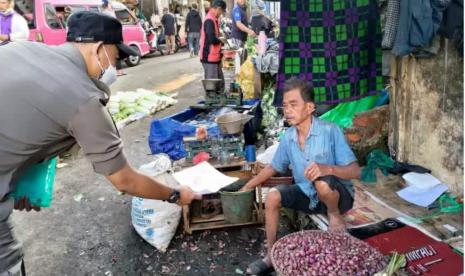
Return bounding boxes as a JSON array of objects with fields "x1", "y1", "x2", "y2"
[
  {"x1": 45, "y1": 3, "x2": 62, "y2": 29},
  {"x1": 54, "y1": 5, "x2": 86, "y2": 27},
  {"x1": 115, "y1": 9, "x2": 137, "y2": 25}
]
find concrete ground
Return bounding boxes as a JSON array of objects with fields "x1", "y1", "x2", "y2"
[{"x1": 10, "y1": 51, "x2": 286, "y2": 276}]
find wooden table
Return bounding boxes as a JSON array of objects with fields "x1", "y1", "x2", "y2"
[
  {"x1": 182, "y1": 169, "x2": 263, "y2": 234},
  {"x1": 182, "y1": 203, "x2": 262, "y2": 234},
  {"x1": 181, "y1": 165, "x2": 294, "y2": 234},
  {"x1": 180, "y1": 159, "x2": 246, "y2": 170}
]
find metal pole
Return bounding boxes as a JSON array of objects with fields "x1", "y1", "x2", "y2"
[{"x1": 200, "y1": 0, "x2": 205, "y2": 19}]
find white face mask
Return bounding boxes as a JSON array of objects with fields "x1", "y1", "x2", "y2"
[
  {"x1": 97, "y1": 45, "x2": 118, "y2": 86},
  {"x1": 0, "y1": 10, "x2": 12, "y2": 16}
]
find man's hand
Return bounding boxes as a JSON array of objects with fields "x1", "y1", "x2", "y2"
[
  {"x1": 0, "y1": 34, "x2": 9, "y2": 42},
  {"x1": 239, "y1": 165, "x2": 277, "y2": 192},
  {"x1": 177, "y1": 185, "x2": 202, "y2": 205},
  {"x1": 304, "y1": 162, "x2": 333, "y2": 182},
  {"x1": 14, "y1": 197, "x2": 41, "y2": 212},
  {"x1": 239, "y1": 183, "x2": 254, "y2": 192},
  {"x1": 248, "y1": 30, "x2": 257, "y2": 37},
  {"x1": 196, "y1": 127, "x2": 208, "y2": 140}
]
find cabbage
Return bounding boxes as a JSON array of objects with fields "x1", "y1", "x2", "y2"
[{"x1": 107, "y1": 90, "x2": 177, "y2": 122}]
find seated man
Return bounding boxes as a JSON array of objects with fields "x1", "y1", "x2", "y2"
[{"x1": 242, "y1": 77, "x2": 361, "y2": 274}]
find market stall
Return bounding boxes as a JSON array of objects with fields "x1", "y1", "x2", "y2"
[{"x1": 134, "y1": 1, "x2": 463, "y2": 275}]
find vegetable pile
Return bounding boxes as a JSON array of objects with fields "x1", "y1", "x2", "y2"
[
  {"x1": 245, "y1": 37, "x2": 258, "y2": 56},
  {"x1": 375, "y1": 252, "x2": 406, "y2": 276},
  {"x1": 108, "y1": 89, "x2": 177, "y2": 121},
  {"x1": 260, "y1": 79, "x2": 278, "y2": 129},
  {"x1": 271, "y1": 230, "x2": 387, "y2": 276}
]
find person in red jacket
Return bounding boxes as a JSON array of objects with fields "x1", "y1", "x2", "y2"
[{"x1": 199, "y1": 0, "x2": 226, "y2": 92}]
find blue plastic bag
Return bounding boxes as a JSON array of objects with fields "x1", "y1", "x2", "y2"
[
  {"x1": 12, "y1": 157, "x2": 58, "y2": 207},
  {"x1": 149, "y1": 118, "x2": 220, "y2": 160}
]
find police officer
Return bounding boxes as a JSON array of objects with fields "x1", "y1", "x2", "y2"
[{"x1": 0, "y1": 11, "x2": 200, "y2": 275}]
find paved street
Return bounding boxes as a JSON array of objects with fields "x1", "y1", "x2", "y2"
[{"x1": 10, "y1": 51, "x2": 273, "y2": 276}]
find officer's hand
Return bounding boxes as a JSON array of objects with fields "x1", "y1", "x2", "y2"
[
  {"x1": 177, "y1": 186, "x2": 202, "y2": 206},
  {"x1": 14, "y1": 197, "x2": 41, "y2": 212}
]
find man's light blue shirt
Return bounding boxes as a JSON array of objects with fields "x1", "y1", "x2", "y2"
[{"x1": 271, "y1": 117, "x2": 357, "y2": 209}]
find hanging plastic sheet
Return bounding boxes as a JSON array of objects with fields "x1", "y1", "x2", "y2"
[{"x1": 320, "y1": 94, "x2": 378, "y2": 128}]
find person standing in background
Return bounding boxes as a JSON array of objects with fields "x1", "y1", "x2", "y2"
[
  {"x1": 0, "y1": 0, "x2": 29, "y2": 44},
  {"x1": 101, "y1": 0, "x2": 115, "y2": 17},
  {"x1": 174, "y1": 5, "x2": 184, "y2": 37},
  {"x1": 128, "y1": 0, "x2": 147, "y2": 24},
  {"x1": 250, "y1": 0, "x2": 267, "y2": 35},
  {"x1": 231, "y1": 0, "x2": 255, "y2": 62},
  {"x1": 161, "y1": 7, "x2": 176, "y2": 54},
  {"x1": 185, "y1": 3, "x2": 202, "y2": 57},
  {"x1": 199, "y1": 0, "x2": 226, "y2": 91}
]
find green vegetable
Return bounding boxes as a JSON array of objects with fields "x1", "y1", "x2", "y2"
[
  {"x1": 134, "y1": 106, "x2": 151, "y2": 114},
  {"x1": 107, "y1": 90, "x2": 177, "y2": 122},
  {"x1": 375, "y1": 252, "x2": 406, "y2": 276},
  {"x1": 245, "y1": 37, "x2": 258, "y2": 56}
]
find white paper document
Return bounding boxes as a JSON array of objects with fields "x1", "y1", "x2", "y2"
[
  {"x1": 397, "y1": 183, "x2": 448, "y2": 208},
  {"x1": 172, "y1": 162, "x2": 239, "y2": 194},
  {"x1": 402, "y1": 172, "x2": 441, "y2": 191}
]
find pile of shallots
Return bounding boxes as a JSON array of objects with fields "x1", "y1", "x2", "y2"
[{"x1": 271, "y1": 230, "x2": 387, "y2": 276}]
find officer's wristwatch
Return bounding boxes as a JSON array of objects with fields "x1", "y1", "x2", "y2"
[{"x1": 167, "y1": 190, "x2": 181, "y2": 204}]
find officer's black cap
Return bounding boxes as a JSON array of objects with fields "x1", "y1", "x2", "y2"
[{"x1": 66, "y1": 11, "x2": 139, "y2": 59}]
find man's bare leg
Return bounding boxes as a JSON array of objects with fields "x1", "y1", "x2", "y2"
[
  {"x1": 263, "y1": 188, "x2": 281, "y2": 266},
  {"x1": 314, "y1": 180, "x2": 346, "y2": 231}
]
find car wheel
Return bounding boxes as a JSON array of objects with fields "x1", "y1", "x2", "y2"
[{"x1": 125, "y1": 45, "x2": 141, "y2": 67}]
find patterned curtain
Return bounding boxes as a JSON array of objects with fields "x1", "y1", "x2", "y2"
[{"x1": 274, "y1": 0, "x2": 383, "y2": 106}]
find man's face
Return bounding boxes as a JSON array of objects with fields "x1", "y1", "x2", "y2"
[
  {"x1": 237, "y1": 0, "x2": 246, "y2": 7},
  {"x1": 97, "y1": 44, "x2": 118, "y2": 67},
  {"x1": 88, "y1": 42, "x2": 119, "y2": 78},
  {"x1": 213, "y1": 7, "x2": 224, "y2": 18},
  {"x1": 0, "y1": 0, "x2": 10, "y2": 12},
  {"x1": 282, "y1": 89, "x2": 314, "y2": 126}
]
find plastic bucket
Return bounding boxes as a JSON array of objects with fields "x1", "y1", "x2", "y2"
[{"x1": 220, "y1": 190, "x2": 254, "y2": 223}]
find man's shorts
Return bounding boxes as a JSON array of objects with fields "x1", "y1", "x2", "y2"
[{"x1": 275, "y1": 175, "x2": 354, "y2": 215}]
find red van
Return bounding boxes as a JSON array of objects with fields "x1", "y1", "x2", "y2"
[{"x1": 17, "y1": 0, "x2": 150, "y2": 66}]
